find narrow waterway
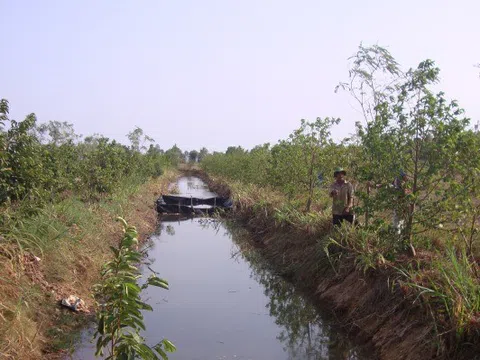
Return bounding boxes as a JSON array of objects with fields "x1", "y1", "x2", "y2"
[{"x1": 72, "y1": 177, "x2": 369, "y2": 360}]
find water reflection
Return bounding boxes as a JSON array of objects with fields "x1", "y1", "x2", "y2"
[
  {"x1": 176, "y1": 177, "x2": 216, "y2": 197},
  {"x1": 251, "y1": 265, "x2": 359, "y2": 360},
  {"x1": 203, "y1": 221, "x2": 368, "y2": 360},
  {"x1": 72, "y1": 177, "x2": 372, "y2": 360}
]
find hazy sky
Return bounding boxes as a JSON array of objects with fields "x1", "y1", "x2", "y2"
[{"x1": 1, "y1": 1, "x2": 479, "y2": 151}]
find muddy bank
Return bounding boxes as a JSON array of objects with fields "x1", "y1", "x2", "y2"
[
  {"x1": 186, "y1": 169, "x2": 478, "y2": 360},
  {"x1": 0, "y1": 171, "x2": 178, "y2": 360},
  {"x1": 74, "y1": 177, "x2": 375, "y2": 359}
]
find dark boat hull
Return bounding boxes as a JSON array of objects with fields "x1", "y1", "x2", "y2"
[{"x1": 155, "y1": 195, "x2": 232, "y2": 215}]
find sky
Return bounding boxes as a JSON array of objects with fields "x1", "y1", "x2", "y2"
[{"x1": 1, "y1": 0, "x2": 479, "y2": 152}]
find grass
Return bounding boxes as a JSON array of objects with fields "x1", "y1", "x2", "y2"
[
  {"x1": 201, "y1": 170, "x2": 480, "y2": 358},
  {"x1": 404, "y1": 247, "x2": 480, "y2": 338},
  {"x1": 0, "y1": 169, "x2": 178, "y2": 359}
]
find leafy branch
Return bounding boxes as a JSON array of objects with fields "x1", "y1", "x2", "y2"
[{"x1": 93, "y1": 217, "x2": 176, "y2": 360}]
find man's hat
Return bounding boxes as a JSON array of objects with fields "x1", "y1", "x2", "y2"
[{"x1": 334, "y1": 167, "x2": 346, "y2": 177}]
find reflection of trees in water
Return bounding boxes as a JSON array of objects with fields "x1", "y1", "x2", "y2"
[
  {"x1": 186, "y1": 177, "x2": 209, "y2": 190},
  {"x1": 152, "y1": 218, "x2": 364, "y2": 359},
  {"x1": 187, "y1": 181, "x2": 208, "y2": 190},
  {"x1": 227, "y1": 223, "x2": 362, "y2": 360}
]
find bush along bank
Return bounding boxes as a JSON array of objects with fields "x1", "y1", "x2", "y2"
[
  {"x1": 0, "y1": 169, "x2": 178, "y2": 359},
  {"x1": 190, "y1": 169, "x2": 480, "y2": 360},
  {"x1": 0, "y1": 99, "x2": 186, "y2": 359},
  {"x1": 196, "y1": 45, "x2": 480, "y2": 360}
]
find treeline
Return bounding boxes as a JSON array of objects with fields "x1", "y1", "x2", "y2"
[
  {"x1": 202, "y1": 45, "x2": 480, "y2": 253},
  {"x1": 184, "y1": 148, "x2": 209, "y2": 163},
  {"x1": 202, "y1": 118, "x2": 346, "y2": 211},
  {"x1": 0, "y1": 100, "x2": 185, "y2": 222}
]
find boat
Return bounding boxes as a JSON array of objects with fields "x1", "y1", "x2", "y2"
[{"x1": 155, "y1": 194, "x2": 233, "y2": 215}]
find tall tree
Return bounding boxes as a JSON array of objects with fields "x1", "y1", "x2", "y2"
[
  {"x1": 188, "y1": 150, "x2": 199, "y2": 163},
  {"x1": 147, "y1": 144, "x2": 164, "y2": 156},
  {"x1": 35, "y1": 121, "x2": 80, "y2": 145},
  {"x1": 225, "y1": 146, "x2": 245, "y2": 155},
  {"x1": 337, "y1": 44, "x2": 403, "y2": 225},
  {"x1": 336, "y1": 44, "x2": 402, "y2": 125},
  {"x1": 165, "y1": 144, "x2": 183, "y2": 165},
  {"x1": 0, "y1": 99, "x2": 9, "y2": 130},
  {"x1": 269, "y1": 117, "x2": 340, "y2": 211},
  {"x1": 127, "y1": 127, "x2": 154, "y2": 153},
  {"x1": 358, "y1": 58, "x2": 470, "y2": 247},
  {"x1": 198, "y1": 147, "x2": 209, "y2": 162}
]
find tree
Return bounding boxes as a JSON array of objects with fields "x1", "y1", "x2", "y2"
[
  {"x1": 188, "y1": 150, "x2": 199, "y2": 163},
  {"x1": 269, "y1": 118, "x2": 340, "y2": 211},
  {"x1": 0, "y1": 112, "x2": 46, "y2": 204},
  {"x1": 165, "y1": 144, "x2": 183, "y2": 165},
  {"x1": 94, "y1": 218, "x2": 176, "y2": 359},
  {"x1": 198, "y1": 147, "x2": 209, "y2": 162},
  {"x1": 447, "y1": 130, "x2": 480, "y2": 257},
  {"x1": 225, "y1": 146, "x2": 245, "y2": 155},
  {"x1": 147, "y1": 144, "x2": 164, "y2": 156},
  {"x1": 0, "y1": 99, "x2": 10, "y2": 178},
  {"x1": 336, "y1": 44, "x2": 403, "y2": 226},
  {"x1": 356, "y1": 57, "x2": 470, "y2": 248},
  {"x1": 0, "y1": 99, "x2": 9, "y2": 130},
  {"x1": 246, "y1": 143, "x2": 271, "y2": 187},
  {"x1": 35, "y1": 121, "x2": 80, "y2": 145},
  {"x1": 127, "y1": 127, "x2": 154, "y2": 153},
  {"x1": 336, "y1": 44, "x2": 402, "y2": 125}
]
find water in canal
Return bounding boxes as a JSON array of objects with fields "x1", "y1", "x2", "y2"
[{"x1": 72, "y1": 177, "x2": 368, "y2": 360}]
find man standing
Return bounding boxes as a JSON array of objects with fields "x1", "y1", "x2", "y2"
[{"x1": 329, "y1": 167, "x2": 354, "y2": 226}]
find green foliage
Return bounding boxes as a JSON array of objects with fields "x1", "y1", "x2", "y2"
[
  {"x1": 202, "y1": 143, "x2": 273, "y2": 187},
  {"x1": 188, "y1": 150, "x2": 199, "y2": 163},
  {"x1": 127, "y1": 127, "x2": 154, "y2": 153},
  {"x1": 201, "y1": 44, "x2": 480, "y2": 342},
  {"x1": 35, "y1": 120, "x2": 80, "y2": 145},
  {"x1": 349, "y1": 50, "x2": 470, "y2": 245},
  {"x1": 324, "y1": 223, "x2": 395, "y2": 273},
  {"x1": 197, "y1": 147, "x2": 209, "y2": 162},
  {"x1": 270, "y1": 117, "x2": 340, "y2": 211},
  {"x1": 402, "y1": 247, "x2": 480, "y2": 337},
  {"x1": 94, "y1": 217, "x2": 176, "y2": 360},
  {"x1": 0, "y1": 112, "x2": 48, "y2": 205},
  {"x1": 336, "y1": 44, "x2": 401, "y2": 124},
  {"x1": 0, "y1": 101, "x2": 173, "y2": 223},
  {"x1": 202, "y1": 117, "x2": 340, "y2": 211},
  {"x1": 164, "y1": 144, "x2": 184, "y2": 166},
  {"x1": 442, "y1": 130, "x2": 480, "y2": 257},
  {"x1": 0, "y1": 99, "x2": 9, "y2": 129}
]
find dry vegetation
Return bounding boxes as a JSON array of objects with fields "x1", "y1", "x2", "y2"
[
  {"x1": 194, "y1": 169, "x2": 480, "y2": 360},
  {"x1": 0, "y1": 170, "x2": 177, "y2": 360}
]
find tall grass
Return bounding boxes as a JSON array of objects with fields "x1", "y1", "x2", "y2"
[
  {"x1": 0, "y1": 170, "x2": 177, "y2": 359},
  {"x1": 204, "y1": 171, "x2": 480, "y2": 355},
  {"x1": 404, "y1": 247, "x2": 480, "y2": 338}
]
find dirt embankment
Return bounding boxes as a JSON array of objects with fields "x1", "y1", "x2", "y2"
[
  {"x1": 0, "y1": 171, "x2": 177, "y2": 360},
  {"x1": 186, "y1": 169, "x2": 478, "y2": 360}
]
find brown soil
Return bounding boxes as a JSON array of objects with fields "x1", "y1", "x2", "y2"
[
  {"x1": 0, "y1": 171, "x2": 177, "y2": 360},
  {"x1": 188, "y1": 168, "x2": 480, "y2": 360}
]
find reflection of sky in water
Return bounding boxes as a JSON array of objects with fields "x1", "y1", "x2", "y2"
[
  {"x1": 175, "y1": 176, "x2": 218, "y2": 209},
  {"x1": 71, "y1": 178, "x2": 370, "y2": 360},
  {"x1": 176, "y1": 177, "x2": 217, "y2": 198}
]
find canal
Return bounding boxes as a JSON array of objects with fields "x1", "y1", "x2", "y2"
[{"x1": 71, "y1": 177, "x2": 368, "y2": 360}]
